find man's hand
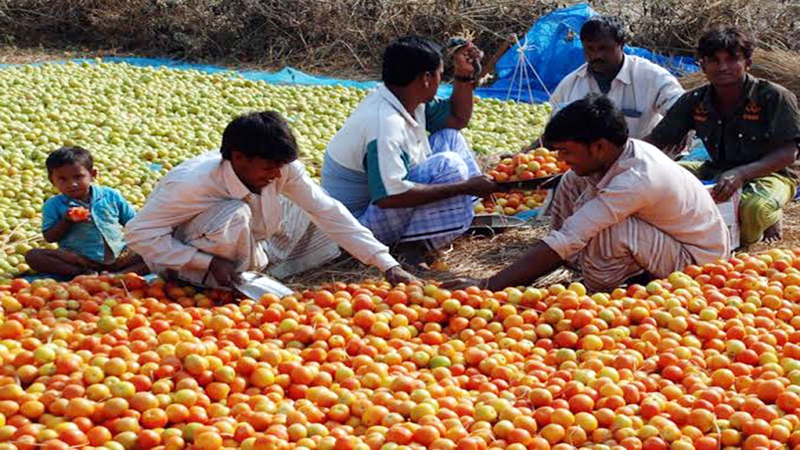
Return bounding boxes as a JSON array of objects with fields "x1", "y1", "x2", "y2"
[
  {"x1": 208, "y1": 256, "x2": 240, "y2": 288},
  {"x1": 453, "y1": 42, "x2": 484, "y2": 78},
  {"x1": 712, "y1": 169, "x2": 745, "y2": 202},
  {"x1": 462, "y1": 174, "x2": 505, "y2": 196},
  {"x1": 442, "y1": 277, "x2": 488, "y2": 291},
  {"x1": 385, "y1": 265, "x2": 418, "y2": 285}
]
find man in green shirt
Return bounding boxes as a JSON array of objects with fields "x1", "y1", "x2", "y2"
[{"x1": 646, "y1": 26, "x2": 800, "y2": 245}]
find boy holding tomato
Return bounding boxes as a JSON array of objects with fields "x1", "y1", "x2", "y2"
[{"x1": 25, "y1": 147, "x2": 148, "y2": 277}]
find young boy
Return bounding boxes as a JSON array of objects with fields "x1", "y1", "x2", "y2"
[{"x1": 25, "y1": 147, "x2": 148, "y2": 277}]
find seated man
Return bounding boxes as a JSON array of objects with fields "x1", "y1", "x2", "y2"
[
  {"x1": 321, "y1": 36, "x2": 499, "y2": 260},
  {"x1": 550, "y1": 15, "x2": 684, "y2": 139},
  {"x1": 464, "y1": 94, "x2": 730, "y2": 292},
  {"x1": 647, "y1": 26, "x2": 800, "y2": 245},
  {"x1": 125, "y1": 111, "x2": 414, "y2": 288}
]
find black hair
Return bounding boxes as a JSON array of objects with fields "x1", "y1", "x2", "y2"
[
  {"x1": 543, "y1": 94, "x2": 628, "y2": 147},
  {"x1": 580, "y1": 15, "x2": 626, "y2": 45},
  {"x1": 46, "y1": 147, "x2": 94, "y2": 177},
  {"x1": 698, "y1": 26, "x2": 755, "y2": 60},
  {"x1": 382, "y1": 36, "x2": 443, "y2": 86},
  {"x1": 220, "y1": 111, "x2": 299, "y2": 163}
]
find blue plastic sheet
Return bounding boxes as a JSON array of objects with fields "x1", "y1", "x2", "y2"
[
  {"x1": 484, "y1": 3, "x2": 699, "y2": 103},
  {"x1": 0, "y1": 56, "x2": 456, "y2": 98}
]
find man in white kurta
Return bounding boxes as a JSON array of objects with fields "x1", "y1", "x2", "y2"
[
  {"x1": 550, "y1": 15, "x2": 684, "y2": 139},
  {"x1": 125, "y1": 112, "x2": 412, "y2": 288}
]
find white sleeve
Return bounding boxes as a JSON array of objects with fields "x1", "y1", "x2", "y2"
[
  {"x1": 653, "y1": 71, "x2": 685, "y2": 116},
  {"x1": 280, "y1": 161, "x2": 399, "y2": 272}
]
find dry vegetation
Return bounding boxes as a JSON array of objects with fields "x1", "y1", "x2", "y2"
[{"x1": 0, "y1": 0, "x2": 799, "y2": 77}]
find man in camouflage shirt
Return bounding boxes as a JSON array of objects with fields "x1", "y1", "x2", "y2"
[{"x1": 647, "y1": 26, "x2": 800, "y2": 246}]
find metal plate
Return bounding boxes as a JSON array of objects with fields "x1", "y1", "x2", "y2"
[
  {"x1": 497, "y1": 174, "x2": 562, "y2": 191},
  {"x1": 470, "y1": 214, "x2": 529, "y2": 230},
  {"x1": 235, "y1": 272, "x2": 294, "y2": 299}
]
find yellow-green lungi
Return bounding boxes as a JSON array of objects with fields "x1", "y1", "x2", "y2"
[{"x1": 680, "y1": 161, "x2": 797, "y2": 245}]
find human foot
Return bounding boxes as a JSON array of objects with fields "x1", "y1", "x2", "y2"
[{"x1": 764, "y1": 219, "x2": 783, "y2": 244}]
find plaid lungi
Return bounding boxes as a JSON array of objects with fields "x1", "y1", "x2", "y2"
[{"x1": 358, "y1": 129, "x2": 480, "y2": 249}]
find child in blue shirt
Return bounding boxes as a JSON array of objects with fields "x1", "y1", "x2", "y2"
[{"x1": 25, "y1": 147, "x2": 149, "y2": 277}]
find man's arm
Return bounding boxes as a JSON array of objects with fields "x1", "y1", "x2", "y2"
[
  {"x1": 644, "y1": 91, "x2": 696, "y2": 157},
  {"x1": 375, "y1": 175, "x2": 499, "y2": 209},
  {"x1": 442, "y1": 44, "x2": 483, "y2": 129},
  {"x1": 715, "y1": 87, "x2": 800, "y2": 201},
  {"x1": 484, "y1": 241, "x2": 563, "y2": 290},
  {"x1": 653, "y1": 71, "x2": 685, "y2": 117},
  {"x1": 712, "y1": 142, "x2": 797, "y2": 201},
  {"x1": 280, "y1": 162, "x2": 409, "y2": 277},
  {"x1": 478, "y1": 172, "x2": 650, "y2": 290}
]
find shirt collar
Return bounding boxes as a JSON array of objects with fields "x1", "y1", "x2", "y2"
[
  {"x1": 576, "y1": 55, "x2": 632, "y2": 85},
  {"x1": 221, "y1": 159, "x2": 252, "y2": 200},
  {"x1": 378, "y1": 84, "x2": 422, "y2": 128},
  {"x1": 702, "y1": 73, "x2": 759, "y2": 113}
]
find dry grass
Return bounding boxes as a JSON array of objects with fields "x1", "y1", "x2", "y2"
[
  {"x1": 284, "y1": 224, "x2": 578, "y2": 290},
  {"x1": 602, "y1": 0, "x2": 800, "y2": 54},
  {"x1": 0, "y1": 0, "x2": 566, "y2": 78},
  {"x1": 2, "y1": 0, "x2": 800, "y2": 76}
]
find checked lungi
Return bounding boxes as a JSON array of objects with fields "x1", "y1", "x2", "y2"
[
  {"x1": 358, "y1": 129, "x2": 481, "y2": 249},
  {"x1": 680, "y1": 161, "x2": 798, "y2": 245}
]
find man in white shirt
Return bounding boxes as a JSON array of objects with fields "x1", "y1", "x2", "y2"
[
  {"x1": 322, "y1": 36, "x2": 500, "y2": 265},
  {"x1": 125, "y1": 112, "x2": 415, "y2": 288},
  {"x1": 452, "y1": 95, "x2": 729, "y2": 292},
  {"x1": 549, "y1": 15, "x2": 685, "y2": 139}
]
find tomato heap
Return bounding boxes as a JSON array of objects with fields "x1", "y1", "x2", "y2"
[
  {"x1": 0, "y1": 249, "x2": 800, "y2": 449},
  {"x1": 474, "y1": 190, "x2": 548, "y2": 216},
  {"x1": 487, "y1": 148, "x2": 568, "y2": 183}
]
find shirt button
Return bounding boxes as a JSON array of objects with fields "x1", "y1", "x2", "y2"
[
  {"x1": 738, "y1": 133, "x2": 743, "y2": 138},
  {"x1": 717, "y1": 121, "x2": 722, "y2": 125}
]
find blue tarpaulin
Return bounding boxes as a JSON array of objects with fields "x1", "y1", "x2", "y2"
[{"x1": 479, "y1": 3, "x2": 699, "y2": 103}]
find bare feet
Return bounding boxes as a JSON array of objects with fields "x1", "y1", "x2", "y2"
[{"x1": 764, "y1": 219, "x2": 782, "y2": 244}]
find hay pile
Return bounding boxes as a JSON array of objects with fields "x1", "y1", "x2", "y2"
[
  {"x1": 285, "y1": 222, "x2": 577, "y2": 290},
  {"x1": 680, "y1": 49, "x2": 800, "y2": 97},
  {"x1": 4, "y1": 0, "x2": 800, "y2": 78}
]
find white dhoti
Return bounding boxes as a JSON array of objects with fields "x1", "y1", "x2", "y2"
[
  {"x1": 164, "y1": 197, "x2": 340, "y2": 287},
  {"x1": 549, "y1": 171, "x2": 693, "y2": 292}
]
